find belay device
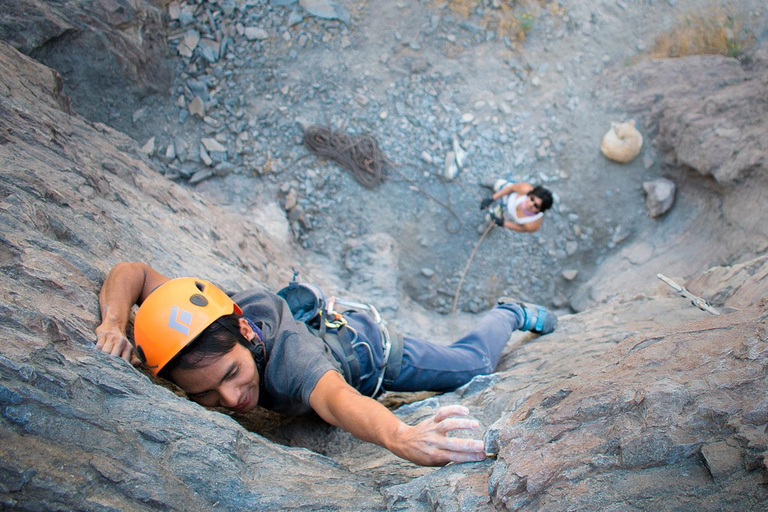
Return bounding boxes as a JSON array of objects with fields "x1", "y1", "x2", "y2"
[{"x1": 276, "y1": 269, "x2": 401, "y2": 397}]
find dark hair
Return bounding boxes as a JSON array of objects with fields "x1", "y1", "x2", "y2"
[
  {"x1": 530, "y1": 186, "x2": 553, "y2": 212},
  {"x1": 160, "y1": 313, "x2": 244, "y2": 377}
]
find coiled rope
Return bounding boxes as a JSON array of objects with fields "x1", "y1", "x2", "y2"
[{"x1": 303, "y1": 125, "x2": 387, "y2": 189}]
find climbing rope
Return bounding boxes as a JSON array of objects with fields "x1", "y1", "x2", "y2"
[
  {"x1": 303, "y1": 125, "x2": 387, "y2": 189},
  {"x1": 388, "y1": 165, "x2": 463, "y2": 234},
  {"x1": 451, "y1": 221, "x2": 495, "y2": 340}
]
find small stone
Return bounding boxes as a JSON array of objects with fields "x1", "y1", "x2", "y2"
[
  {"x1": 461, "y1": 113, "x2": 475, "y2": 123},
  {"x1": 201, "y1": 138, "x2": 227, "y2": 153},
  {"x1": 452, "y1": 135, "x2": 467, "y2": 169},
  {"x1": 140, "y1": 137, "x2": 155, "y2": 156},
  {"x1": 214, "y1": 162, "x2": 235, "y2": 177},
  {"x1": 168, "y1": 2, "x2": 181, "y2": 20},
  {"x1": 178, "y1": 30, "x2": 201, "y2": 58},
  {"x1": 245, "y1": 27, "x2": 269, "y2": 41},
  {"x1": 162, "y1": 144, "x2": 176, "y2": 162},
  {"x1": 444, "y1": 151, "x2": 458, "y2": 181},
  {"x1": 566, "y1": 240, "x2": 578, "y2": 256},
  {"x1": 421, "y1": 268, "x2": 435, "y2": 278},
  {"x1": 562, "y1": 269, "x2": 579, "y2": 281},
  {"x1": 421, "y1": 151, "x2": 433, "y2": 164},
  {"x1": 189, "y1": 96, "x2": 205, "y2": 117},
  {"x1": 199, "y1": 39, "x2": 220, "y2": 63},
  {"x1": 643, "y1": 155, "x2": 654, "y2": 170},
  {"x1": 132, "y1": 108, "x2": 146, "y2": 124},
  {"x1": 552, "y1": 293, "x2": 569, "y2": 309},
  {"x1": 644, "y1": 178, "x2": 676, "y2": 218},
  {"x1": 379, "y1": 111, "x2": 388, "y2": 119},
  {"x1": 200, "y1": 146, "x2": 213, "y2": 166},
  {"x1": 189, "y1": 168, "x2": 214, "y2": 185},
  {"x1": 284, "y1": 189, "x2": 298, "y2": 210}
]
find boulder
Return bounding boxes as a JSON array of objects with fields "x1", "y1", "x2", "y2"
[
  {"x1": 600, "y1": 120, "x2": 643, "y2": 163},
  {"x1": 643, "y1": 177, "x2": 676, "y2": 217}
]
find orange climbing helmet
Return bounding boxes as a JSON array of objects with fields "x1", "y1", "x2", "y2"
[{"x1": 133, "y1": 277, "x2": 242, "y2": 376}]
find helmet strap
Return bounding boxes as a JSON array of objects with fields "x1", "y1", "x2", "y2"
[{"x1": 215, "y1": 317, "x2": 268, "y2": 382}]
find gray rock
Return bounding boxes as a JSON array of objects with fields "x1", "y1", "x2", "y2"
[
  {"x1": 189, "y1": 168, "x2": 215, "y2": 184},
  {"x1": 643, "y1": 178, "x2": 676, "y2": 218},
  {"x1": 300, "y1": 0, "x2": 350, "y2": 24},
  {"x1": 244, "y1": 27, "x2": 269, "y2": 41},
  {"x1": 444, "y1": 151, "x2": 458, "y2": 180},
  {"x1": 600, "y1": 54, "x2": 768, "y2": 184}
]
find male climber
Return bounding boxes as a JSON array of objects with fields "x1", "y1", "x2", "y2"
[{"x1": 95, "y1": 261, "x2": 557, "y2": 466}]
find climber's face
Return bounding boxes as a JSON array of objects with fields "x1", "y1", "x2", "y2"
[
  {"x1": 170, "y1": 326, "x2": 261, "y2": 414},
  {"x1": 525, "y1": 194, "x2": 543, "y2": 213}
]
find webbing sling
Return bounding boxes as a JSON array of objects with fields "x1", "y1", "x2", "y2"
[{"x1": 309, "y1": 324, "x2": 362, "y2": 389}]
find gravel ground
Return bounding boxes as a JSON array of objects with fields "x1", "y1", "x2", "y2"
[{"x1": 124, "y1": 0, "x2": 765, "y2": 314}]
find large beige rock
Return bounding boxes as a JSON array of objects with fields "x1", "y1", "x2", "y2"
[{"x1": 600, "y1": 120, "x2": 644, "y2": 163}]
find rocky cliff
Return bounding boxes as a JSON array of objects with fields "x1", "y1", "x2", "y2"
[{"x1": 1, "y1": 11, "x2": 767, "y2": 512}]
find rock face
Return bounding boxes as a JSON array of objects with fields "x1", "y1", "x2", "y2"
[
  {"x1": 578, "y1": 43, "x2": 768, "y2": 307},
  {"x1": 1, "y1": 22, "x2": 767, "y2": 512},
  {"x1": 0, "y1": 41, "x2": 378, "y2": 510},
  {"x1": 604, "y1": 49, "x2": 768, "y2": 184},
  {"x1": 0, "y1": 0, "x2": 171, "y2": 133}
]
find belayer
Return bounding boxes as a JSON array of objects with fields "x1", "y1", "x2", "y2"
[
  {"x1": 480, "y1": 180, "x2": 553, "y2": 233},
  {"x1": 95, "y1": 261, "x2": 557, "y2": 466}
]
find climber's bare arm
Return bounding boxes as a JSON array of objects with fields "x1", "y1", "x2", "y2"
[
  {"x1": 492, "y1": 182, "x2": 533, "y2": 201},
  {"x1": 309, "y1": 370, "x2": 487, "y2": 466},
  {"x1": 95, "y1": 262, "x2": 170, "y2": 364},
  {"x1": 503, "y1": 217, "x2": 542, "y2": 233}
]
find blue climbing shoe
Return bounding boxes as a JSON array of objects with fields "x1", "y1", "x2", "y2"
[{"x1": 497, "y1": 298, "x2": 558, "y2": 335}]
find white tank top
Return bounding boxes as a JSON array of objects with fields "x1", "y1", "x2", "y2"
[{"x1": 505, "y1": 193, "x2": 543, "y2": 225}]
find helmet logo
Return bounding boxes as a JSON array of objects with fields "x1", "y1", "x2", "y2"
[{"x1": 168, "y1": 306, "x2": 193, "y2": 335}]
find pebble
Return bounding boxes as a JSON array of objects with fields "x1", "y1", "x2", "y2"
[
  {"x1": 245, "y1": 27, "x2": 269, "y2": 40},
  {"x1": 201, "y1": 138, "x2": 227, "y2": 153},
  {"x1": 140, "y1": 137, "x2": 156, "y2": 156},
  {"x1": 188, "y1": 96, "x2": 205, "y2": 117},
  {"x1": 189, "y1": 168, "x2": 214, "y2": 184}
]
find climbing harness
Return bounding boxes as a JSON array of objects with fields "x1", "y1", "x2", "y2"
[
  {"x1": 657, "y1": 274, "x2": 720, "y2": 315},
  {"x1": 277, "y1": 270, "x2": 401, "y2": 397}
]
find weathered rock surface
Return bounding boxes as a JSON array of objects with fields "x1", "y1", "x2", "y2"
[
  {"x1": 603, "y1": 46, "x2": 768, "y2": 184},
  {"x1": 0, "y1": 41, "x2": 378, "y2": 510},
  {"x1": 579, "y1": 43, "x2": 768, "y2": 307},
  {"x1": 0, "y1": 0, "x2": 171, "y2": 134}
]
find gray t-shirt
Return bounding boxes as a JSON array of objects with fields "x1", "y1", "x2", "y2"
[{"x1": 231, "y1": 289, "x2": 342, "y2": 416}]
